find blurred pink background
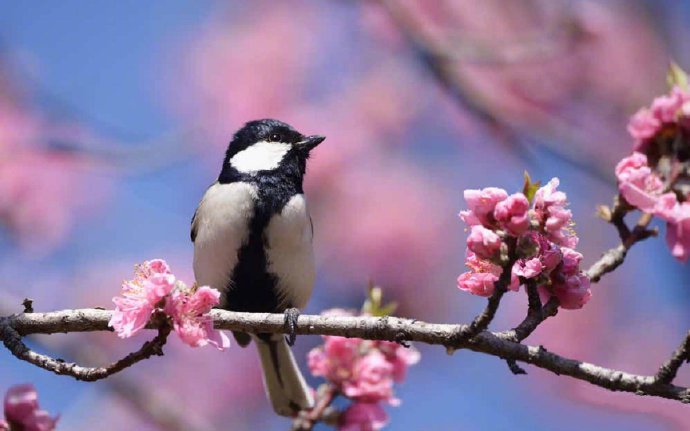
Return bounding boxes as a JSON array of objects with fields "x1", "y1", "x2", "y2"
[{"x1": 1, "y1": 1, "x2": 689, "y2": 429}]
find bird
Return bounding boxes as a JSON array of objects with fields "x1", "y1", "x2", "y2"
[{"x1": 191, "y1": 119, "x2": 324, "y2": 417}]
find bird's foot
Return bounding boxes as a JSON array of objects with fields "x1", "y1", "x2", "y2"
[{"x1": 284, "y1": 308, "x2": 300, "y2": 346}]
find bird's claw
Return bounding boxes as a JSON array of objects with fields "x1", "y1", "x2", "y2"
[{"x1": 284, "y1": 308, "x2": 300, "y2": 346}]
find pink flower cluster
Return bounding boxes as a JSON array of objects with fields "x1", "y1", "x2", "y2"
[
  {"x1": 307, "y1": 309, "x2": 420, "y2": 430},
  {"x1": 1, "y1": 385, "x2": 58, "y2": 431},
  {"x1": 616, "y1": 153, "x2": 690, "y2": 261},
  {"x1": 457, "y1": 179, "x2": 592, "y2": 310},
  {"x1": 109, "y1": 259, "x2": 229, "y2": 350},
  {"x1": 627, "y1": 86, "x2": 690, "y2": 152},
  {"x1": 618, "y1": 82, "x2": 690, "y2": 262},
  {"x1": 339, "y1": 403, "x2": 388, "y2": 431}
]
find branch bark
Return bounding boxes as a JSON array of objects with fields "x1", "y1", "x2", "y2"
[
  {"x1": 655, "y1": 331, "x2": 690, "y2": 384},
  {"x1": 3, "y1": 308, "x2": 689, "y2": 404},
  {"x1": 587, "y1": 200, "x2": 656, "y2": 282},
  {"x1": 455, "y1": 243, "x2": 518, "y2": 342},
  {"x1": 291, "y1": 385, "x2": 339, "y2": 431},
  {"x1": 0, "y1": 312, "x2": 170, "y2": 382}
]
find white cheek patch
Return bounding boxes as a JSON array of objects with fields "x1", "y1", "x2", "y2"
[{"x1": 230, "y1": 141, "x2": 291, "y2": 173}]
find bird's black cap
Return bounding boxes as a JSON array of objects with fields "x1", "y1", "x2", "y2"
[
  {"x1": 224, "y1": 119, "x2": 324, "y2": 159},
  {"x1": 219, "y1": 119, "x2": 325, "y2": 183}
]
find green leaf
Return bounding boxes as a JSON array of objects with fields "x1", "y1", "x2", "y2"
[
  {"x1": 522, "y1": 171, "x2": 541, "y2": 204},
  {"x1": 361, "y1": 282, "x2": 398, "y2": 317},
  {"x1": 667, "y1": 61, "x2": 689, "y2": 92},
  {"x1": 378, "y1": 302, "x2": 398, "y2": 317}
]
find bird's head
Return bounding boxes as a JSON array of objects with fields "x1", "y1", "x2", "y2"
[{"x1": 219, "y1": 119, "x2": 325, "y2": 182}]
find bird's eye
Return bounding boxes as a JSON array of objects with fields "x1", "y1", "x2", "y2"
[{"x1": 269, "y1": 133, "x2": 282, "y2": 142}]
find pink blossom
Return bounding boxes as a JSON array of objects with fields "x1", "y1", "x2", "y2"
[
  {"x1": 653, "y1": 192, "x2": 680, "y2": 221},
  {"x1": 513, "y1": 232, "x2": 564, "y2": 281},
  {"x1": 3, "y1": 384, "x2": 58, "y2": 431},
  {"x1": 458, "y1": 252, "x2": 519, "y2": 297},
  {"x1": 627, "y1": 86, "x2": 690, "y2": 150},
  {"x1": 534, "y1": 178, "x2": 567, "y2": 208},
  {"x1": 627, "y1": 108, "x2": 661, "y2": 145},
  {"x1": 375, "y1": 341, "x2": 421, "y2": 382},
  {"x1": 308, "y1": 310, "x2": 420, "y2": 420},
  {"x1": 458, "y1": 180, "x2": 590, "y2": 310},
  {"x1": 460, "y1": 187, "x2": 508, "y2": 227},
  {"x1": 466, "y1": 225, "x2": 502, "y2": 259},
  {"x1": 494, "y1": 193, "x2": 530, "y2": 235},
  {"x1": 650, "y1": 86, "x2": 688, "y2": 123},
  {"x1": 544, "y1": 206, "x2": 572, "y2": 233},
  {"x1": 109, "y1": 259, "x2": 176, "y2": 338},
  {"x1": 540, "y1": 241, "x2": 564, "y2": 273},
  {"x1": 533, "y1": 178, "x2": 577, "y2": 247},
  {"x1": 339, "y1": 402, "x2": 389, "y2": 431},
  {"x1": 342, "y1": 350, "x2": 396, "y2": 404},
  {"x1": 660, "y1": 201, "x2": 690, "y2": 262},
  {"x1": 308, "y1": 336, "x2": 362, "y2": 383},
  {"x1": 513, "y1": 257, "x2": 543, "y2": 279},
  {"x1": 547, "y1": 273, "x2": 592, "y2": 310},
  {"x1": 165, "y1": 286, "x2": 230, "y2": 350},
  {"x1": 537, "y1": 246, "x2": 591, "y2": 309},
  {"x1": 307, "y1": 348, "x2": 330, "y2": 378},
  {"x1": 457, "y1": 271, "x2": 500, "y2": 297},
  {"x1": 560, "y1": 247, "x2": 584, "y2": 274},
  {"x1": 615, "y1": 152, "x2": 665, "y2": 212}
]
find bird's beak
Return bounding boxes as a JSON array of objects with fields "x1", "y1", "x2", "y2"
[{"x1": 298, "y1": 135, "x2": 326, "y2": 151}]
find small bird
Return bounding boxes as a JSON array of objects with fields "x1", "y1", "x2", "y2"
[{"x1": 191, "y1": 119, "x2": 324, "y2": 416}]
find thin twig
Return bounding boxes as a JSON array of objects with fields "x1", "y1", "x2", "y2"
[
  {"x1": 0, "y1": 293, "x2": 214, "y2": 431},
  {"x1": 502, "y1": 283, "x2": 554, "y2": 374},
  {"x1": 502, "y1": 298, "x2": 560, "y2": 344},
  {"x1": 655, "y1": 331, "x2": 690, "y2": 384},
  {"x1": 0, "y1": 296, "x2": 234, "y2": 431},
  {"x1": 587, "y1": 200, "x2": 656, "y2": 283},
  {"x1": 291, "y1": 385, "x2": 339, "y2": 431},
  {"x1": 3, "y1": 308, "x2": 690, "y2": 403},
  {"x1": 454, "y1": 241, "x2": 518, "y2": 342},
  {"x1": 0, "y1": 312, "x2": 171, "y2": 382}
]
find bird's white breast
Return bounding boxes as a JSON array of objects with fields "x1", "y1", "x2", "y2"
[
  {"x1": 193, "y1": 182, "x2": 258, "y2": 297},
  {"x1": 265, "y1": 194, "x2": 316, "y2": 309}
]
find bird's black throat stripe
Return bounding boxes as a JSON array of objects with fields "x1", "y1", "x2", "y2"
[{"x1": 218, "y1": 164, "x2": 304, "y2": 314}]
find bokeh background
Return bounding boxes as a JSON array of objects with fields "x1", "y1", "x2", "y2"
[{"x1": 1, "y1": 1, "x2": 690, "y2": 429}]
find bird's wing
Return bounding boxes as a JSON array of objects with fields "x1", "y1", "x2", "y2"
[
  {"x1": 190, "y1": 207, "x2": 199, "y2": 242},
  {"x1": 191, "y1": 181, "x2": 218, "y2": 243}
]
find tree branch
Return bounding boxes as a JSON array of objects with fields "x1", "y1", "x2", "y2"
[
  {"x1": 291, "y1": 385, "x2": 339, "y2": 431},
  {"x1": 501, "y1": 298, "x2": 560, "y2": 344},
  {"x1": 454, "y1": 244, "x2": 518, "y2": 342},
  {"x1": 0, "y1": 294, "x2": 214, "y2": 431},
  {"x1": 655, "y1": 331, "x2": 690, "y2": 384},
  {"x1": 0, "y1": 312, "x2": 171, "y2": 382},
  {"x1": 587, "y1": 200, "x2": 656, "y2": 283},
  {"x1": 3, "y1": 308, "x2": 689, "y2": 403},
  {"x1": 501, "y1": 283, "x2": 557, "y2": 375}
]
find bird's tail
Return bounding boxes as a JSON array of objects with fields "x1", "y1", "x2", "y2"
[{"x1": 254, "y1": 334, "x2": 314, "y2": 417}]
